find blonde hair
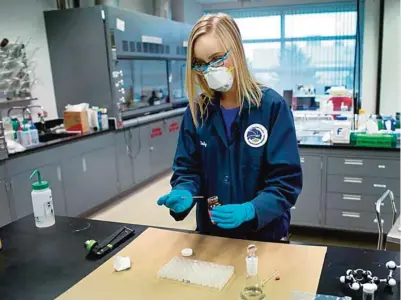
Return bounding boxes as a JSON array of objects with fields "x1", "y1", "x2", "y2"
[{"x1": 185, "y1": 13, "x2": 263, "y2": 127}]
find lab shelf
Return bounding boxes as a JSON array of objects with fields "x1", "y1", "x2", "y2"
[{"x1": 0, "y1": 97, "x2": 38, "y2": 105}]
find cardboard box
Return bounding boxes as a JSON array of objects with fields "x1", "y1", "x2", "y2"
[{"x1": 63, "y1": 111, "x2": 89, "y2": 133}]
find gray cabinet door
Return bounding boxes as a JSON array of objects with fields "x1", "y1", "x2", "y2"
[
  {"x1": 290, "y1": 194, "x2": 321, "y2": 226},
  {"x1": 132, "y1": 125, "x2": 151, "y2": 184},
  {"x1": 327, "y1": 193, "x2": 400, "y2": 214},
  {"x1": 164, "y1": 116, "x2": 182, "y2": 167},
  {"x1": 62, "y1": 155, "x2": 88, "y2": 217},
  {"x1": 85, "y1": 145, "x2": 118, "y2": 208},
  {"x1": 326, "y1": 209, "x2": 394, "y2": 233},
  {"x1": 0, "y1": 178, "x2": 11, "y2": 227},
  {"x1": 149, "y1": 121, "x2": 170, "y2": 176},
  {"x1": 327, "y1": 175, "x2": 400, "y2": 196},
  {"x1": 114, "y1": 130, "x2": 134, "y2": 192},
  {"x1": 328, "y1": 157, "x2": 400, "y2": 178},
  {"x1": 291, "y1": 155, "x2": 322, "y2": 226},
  {"x1": 10, "y1": 163, "x2": 66, "y2": 219}
]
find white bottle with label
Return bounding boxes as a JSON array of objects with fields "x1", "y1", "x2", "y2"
[
  {"x1": 332, "y1": 116, "x2": 351, "y2": 144},
  {"x1": 101, "y1": 108, "x2": 109, "y2": 131},
  {"x1": 29, "y1": 169, "x2": 55, "y2": 228}
]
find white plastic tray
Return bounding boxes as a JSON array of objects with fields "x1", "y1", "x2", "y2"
[{"x1": 157, "y1": 256, "x2": 234, "y2": 291}]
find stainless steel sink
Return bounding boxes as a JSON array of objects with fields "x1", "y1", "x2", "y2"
[{"x1": 38, "y1": 132, "x2": 79, "y2": 143}]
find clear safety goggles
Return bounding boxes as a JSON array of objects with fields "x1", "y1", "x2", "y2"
[{"x1": 191, "y1": 51, "x2": 231, "y2": 73}]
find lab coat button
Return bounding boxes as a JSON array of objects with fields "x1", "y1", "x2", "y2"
[{"x1": 224, "y1": 176, "x2": 230, "y2": 184}]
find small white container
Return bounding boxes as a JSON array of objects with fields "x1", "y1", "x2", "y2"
[
  {"x1": 91, "y1": 107, "x2": 99, "y2": 130},
  {"x1": 101, "y1": 109, "x2": 109, "y2": 131},
  {"x1": 30, "y1": 128, "x2": 39, "y2": 145},
  {"x1": 362, "y1": 283, "x2": 376, "y2": 300},
  {"x1": 30, "y1": 169, "x2": 55, "y2": 228},
  {"x1": 332, "y1": 116, "x2": 351, "y2": 144},
  {"x1": 20, "y1": 129, "x2": 32, "y2": 147}
]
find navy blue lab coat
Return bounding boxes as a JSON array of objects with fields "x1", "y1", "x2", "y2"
[{"x1": 170, "y1": 88, "x2": 302, "y2": 241}]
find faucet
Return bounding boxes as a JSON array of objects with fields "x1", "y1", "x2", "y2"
[
  {"x1": 22, "y1": 107, "x2": 32, "y2": 121},
  {"x1": 24, "y1": 105, "x2": 48, "y2": 133},
  {"x1": 7, "y1": 106, "x2": 25, "y2": 118}
]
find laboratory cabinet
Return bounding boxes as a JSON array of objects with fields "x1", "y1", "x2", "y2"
[
  {"x1": 131, "y1": 116, "x2": 182, "y2": 186},
  {"x1": 0, "y1": 164, "x2": 11, "y2": 227},
  {"x1": 164, "y1": 116, "x2": 182, "y2": 164},
  {"x1": 292, "y1": 147, "x2": 400, "y2": 234},
  {"x1": 131, "y1": 125, "x2": 151, "y2": 185},
  {"x1": 85, "y1": 145, "x2": 118, "y2": 207},
  {"x1": 6, "y1": 148, "x2": 66, "y2": 220},
  {"x1": 60, "y1": 133, "x2": 118, "y2": 217},
  {"x1": 114, "y1": 130, "x2": 135, "y2": 192},
  {"x1": 291, "y1": 155, "x2": 322, "y2": 227},
  {"x1": 61, "y1": 154, "x2": 88, "y2": 216},
  {"x1": 149, "y1": 121, "x2": 169, "y2": 177}
]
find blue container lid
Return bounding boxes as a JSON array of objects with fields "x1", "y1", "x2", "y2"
[{"x1": 336, "y1": 116, "x2": 347, "y2": 120}]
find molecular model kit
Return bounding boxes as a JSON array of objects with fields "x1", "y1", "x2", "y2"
[{"x1": 340, "y1": 260, "x2": 400, "y2": 295}]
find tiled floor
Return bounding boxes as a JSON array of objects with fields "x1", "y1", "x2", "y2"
[{"x1": 89, "y1": 173, "x2": 377, "y2": 250}]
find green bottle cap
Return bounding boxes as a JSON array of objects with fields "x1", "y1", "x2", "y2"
[{"x1": 29, "y1": 169, "x2": 49, "y2": 190}]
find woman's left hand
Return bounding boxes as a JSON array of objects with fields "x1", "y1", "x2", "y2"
[{"x1": 211, "y1": 203, "x2": 256, "y2": 229}]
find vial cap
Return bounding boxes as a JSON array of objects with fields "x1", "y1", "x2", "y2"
[
  {"x1": 181, "y1": 248, "x2": 193, "y2": 257},
  {"x1": 363, "y1": 283, "x2": 376, "y2": 294},
  {"x1": 29, "y1": 169, "x2": 49, "y2": 190}
]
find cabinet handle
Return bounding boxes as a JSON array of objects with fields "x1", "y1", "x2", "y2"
[
  {"x1": 344, "y1": 177, "x2": 362, "y2": 184},
  {"x1": 342, "y1": 194, "x2": 361, "y2": 201},
  {"x1": 82, "y1": 157, "x2": 87, "y2": 172},
  {"x1": 344, "y1": 159, "x2": 363, "y2": 166},
  {"x1": 342, "y1": 212, "x2": 360, "y2": 218},
  {"x1": 373, "y1": 184, "x2": 386, "y2": 188},
  {"x1": 150, "y1": 146, "x2": 154, "y2": 151},
  {"x1": 374, "y1": 218, "x2": 384, "y2": 224},
  {"x1": 300, "y1": 157, "x2": 305, "y2": 163},
  {"x1": 378, "y1": 165, "x2": 386, "y2": 169},
  {"x1": 57, "y1": 166, "x2": 62, "y2": 181}
]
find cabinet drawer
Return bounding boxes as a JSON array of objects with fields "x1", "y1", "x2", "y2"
[
  {"x1": 327, "y1": 175, "x2": 400, "y2": 196},
  {"x1": 328, "y1": 157, "x2": 400, "y2": 178},
  {"x1": 326, "y1": 209, "x2": 394, "y2": 233},
  {"x1": 290, "y1": 193, "x2": 320, "y2": 226},
  {"x1": 299, "y1": 155, "x2": 322, "y2": 195},
  {"x1": 327, "y1": 193, "x2": 400, "y2": 214}
]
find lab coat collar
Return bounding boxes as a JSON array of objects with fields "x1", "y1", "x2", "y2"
[{"x1": 207, "y1": 92, "x2": 257, "y2": 112}]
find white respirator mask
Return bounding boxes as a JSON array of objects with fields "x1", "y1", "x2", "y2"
[{"x1": 203, "y1": 66, "x2": 234, "y2": 92}]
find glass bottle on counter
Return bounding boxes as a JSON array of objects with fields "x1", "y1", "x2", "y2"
[{"x1": 240, "y1": 245, "x2": 266, "y2": 300}]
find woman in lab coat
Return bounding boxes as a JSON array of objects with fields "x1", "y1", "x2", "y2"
[{"x1": 157, "y1": 13, "x2": 302, "y2": 241}]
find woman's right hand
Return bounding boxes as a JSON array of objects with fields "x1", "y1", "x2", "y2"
[{"x1": 157, "y1": 190, "x2": 193, "y2": 213}]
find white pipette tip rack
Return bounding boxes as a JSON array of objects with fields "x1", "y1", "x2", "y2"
[{"x1": 157, "y1": 256, "x2": 234, "y2": 291}]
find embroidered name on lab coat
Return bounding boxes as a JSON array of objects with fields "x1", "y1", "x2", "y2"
[{"x1": 244, "y1": 124, "x2": 268, "y2": 148}]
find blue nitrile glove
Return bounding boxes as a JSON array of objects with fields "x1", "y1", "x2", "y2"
[
  {"x1": 157, "y1": 190, "x2": 193, "y2": 213},
  {"x1": 211, "y1": 203, "x2": 256, "y2": 229}
]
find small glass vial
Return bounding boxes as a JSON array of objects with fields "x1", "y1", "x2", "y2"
[
  {"x1": 207, "y1": 196, "x2": 221, "y2": 224},
  {"x1": 240, "y1": 245, "x2": 266, "y2": 300},
  {"x1": 362, "y1": 283, "x2": 376, "y2": 300}
]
